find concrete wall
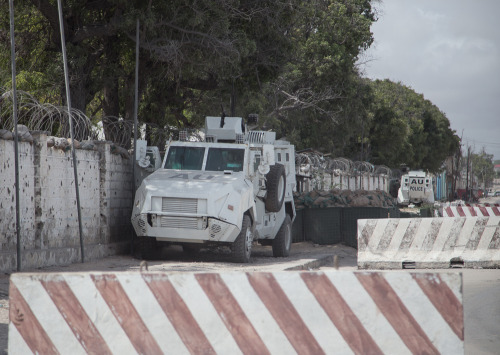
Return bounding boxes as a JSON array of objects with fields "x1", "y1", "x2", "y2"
[{"x1": 0, "y1": 133, "x2": 132, "y2": 272}]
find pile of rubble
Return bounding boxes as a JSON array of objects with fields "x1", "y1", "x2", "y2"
[{"x1": 294, "y1": 189, "x2": 396, "y2": 210}]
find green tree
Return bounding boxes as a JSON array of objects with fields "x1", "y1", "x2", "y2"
[
  {"x1": 470, "y1": 149, "x2": 495, "y2": 189},
  {"x1": 0, "y1": 0, "x2": 460, "y2": 174},
  {"x1": 363, "y1": 79, "x2": 460, "y2": 173},
  {"x1": 0, "y1": 0, "x2": 297, "y2": 137},
  {"x1": 262, "y1": 0, "x2": 376, "y2": 151}
]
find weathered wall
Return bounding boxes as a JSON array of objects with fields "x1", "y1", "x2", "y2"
[{"x1": 0, "y1": 133, "x2": 132, "y2": 272}]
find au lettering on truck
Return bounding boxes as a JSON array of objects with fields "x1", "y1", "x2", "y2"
[
  {"x1": 409, "y1": 178, "x2": 425, "y2": 191},
  {"x1": 169, "y1": 173, "x2": 215, "y2": 180}
]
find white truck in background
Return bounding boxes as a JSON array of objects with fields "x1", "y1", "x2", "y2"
[
  {"x1": 131, "y1": 114, "x2": 296, "y2": 262},
  {"x1": 397, "y1": 170, "x2": 435, "y2": 206}
]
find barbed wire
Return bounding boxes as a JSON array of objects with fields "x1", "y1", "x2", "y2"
[
  {"x1": 1, "y1": 88, "x2": 399, "y2": 177},
  {"x1": 0, "y1": 89, "x2": 95, "y2": 140},
  {"x1": 353, "y1": 161, "x2": 374, "y2": 173},
  {"x1": 327, "y1": 158, "x2": 352, "y2": 172},
  {"x1": 0, "y1": 88, "x2": 174, "y2": 149},
  {"x1": 296, "y1": 152, "x2": 391, "y2": 177},
  {"x1": 374, "y1": 165, "x2": 392, "y2": 176}
]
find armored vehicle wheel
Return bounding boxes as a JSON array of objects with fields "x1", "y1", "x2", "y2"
[
  {"x1": 140, "y1": 236, "x2": 159, "y2": 260},
  {"x1": 265, "y1": 164, "x2": 286, "y2": 212},
  {"x1": 273, "y1": 215, "x2": 292, "y2": 257},
  {"x1": 231, "y1": 215, "x2": 252, "y2": 263}
]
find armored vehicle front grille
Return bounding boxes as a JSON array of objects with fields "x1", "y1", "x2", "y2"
[
  {"x1": 160, "y1": 216, "x2": 200, "y2": 229},
  {"x1": 162, "y1": 197, "x2": 198, "y2": 214}
]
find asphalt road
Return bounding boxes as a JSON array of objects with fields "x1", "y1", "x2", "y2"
[{"x1": 462, "y1": 269, "x2": 500, "y2": 355}]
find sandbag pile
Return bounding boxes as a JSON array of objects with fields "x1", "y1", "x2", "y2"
[
  {"x1": 110, "y1": 144, "x2": 130, "y2": 159},
  {"x1": 0, "y1": 125, "x2": 33, "y2": 142},
  {"x1": 0, "y1": 129, "x2": 13, "y2": 140},
  {"x1": 46, "y1": 137, "x2": 96, "y2": 151},
  {"x1": 294, "y1": 189, "x2": 396, "y2": 210}
]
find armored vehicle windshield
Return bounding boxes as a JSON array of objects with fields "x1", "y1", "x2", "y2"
[{"x1": 164, "y1": 145, "x2": 245, "y2": 172}]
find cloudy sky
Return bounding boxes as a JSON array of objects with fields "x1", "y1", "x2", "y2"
[{"x1": 362, "y1": 0, "x2": 500, "y2": 160}]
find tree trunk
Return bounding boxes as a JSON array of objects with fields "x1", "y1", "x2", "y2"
[{"x1": 102, "y1": 37, "x2": 121, "y2": 143}]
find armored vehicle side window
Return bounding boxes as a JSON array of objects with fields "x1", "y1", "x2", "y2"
[
  {"x1": 164, "y1": 146, "x2": 205, "y2": 170},
  {"x1": 206, "y1": 148, "x2": 244, "y2": 172}
]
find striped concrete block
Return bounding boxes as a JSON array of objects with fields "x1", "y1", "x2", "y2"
[
  {"x1": 442, "y1": 205, "x2": 500, "y2": 217},
  {"x1": 358, "y1": 217, "x2": 500, "y2": 269},
  {"x1": 9, "y1": 271, "x2": 464, "y2": 354}
]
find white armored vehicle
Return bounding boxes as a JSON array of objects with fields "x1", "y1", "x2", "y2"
[
  {"x1": 397, "y1": 170, "x2": 434, "y2": 206},
  {"x1": 131, "y1": 115, "x2": 296, "y2": 262}
]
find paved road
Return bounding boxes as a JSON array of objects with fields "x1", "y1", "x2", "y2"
[
  {"x1": 462, "y1": 269, "x2": 500, "y2": 355},
  {"x1": 1, "y1": 242, "x2": 499, "y2": 354}
]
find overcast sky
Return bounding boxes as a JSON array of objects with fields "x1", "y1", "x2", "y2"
[{"x1": 362, "y1": 0, "x2": 500, "y2": 161}]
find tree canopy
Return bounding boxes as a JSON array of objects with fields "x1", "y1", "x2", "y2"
[
  {"x1": 362, "y1": 79, "x2": 461, "y2": 172},
  {"x1": 469, "y1": 149, "x2": 495, "y2": 188},
  {"x1": 0, "y1": 0, "x2": 462, "y2": 172}
]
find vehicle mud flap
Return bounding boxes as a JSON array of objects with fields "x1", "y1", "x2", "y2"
[{"x1": 265, "y1": 163, "x2": 286, "y2": 212}]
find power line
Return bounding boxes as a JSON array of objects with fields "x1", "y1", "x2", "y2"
[{"x1": 463, "y1": 137, "x2": 500, "y2": 146}]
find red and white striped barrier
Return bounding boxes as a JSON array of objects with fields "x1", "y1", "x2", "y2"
[
  {"x1": 442, "y1": 205, "x2": 500, "y2": 217},
  {"x1": 9, "y1": 271, "x2": 464, "y2": 354},
  {"x1": 358, "y1": 216, "x2": 500, "y2": 269}
]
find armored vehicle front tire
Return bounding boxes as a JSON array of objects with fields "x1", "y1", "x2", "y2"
[
  {"x1": 273, "y1": 215, "x2": 292, "y2": 257},
  {"x1": 231, "y1": 215, "x2": 252, "y2": 263},
  {"x1": 265, "y1": 164, "x2": 286, "y2": 212}
]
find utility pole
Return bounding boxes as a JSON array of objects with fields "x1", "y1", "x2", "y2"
[
  {"x1": 57, "y1": 0, "x2": 85, "y2": 262},
  {"x1": 465, "y1": 146, "x2": 470, "y2": 202},
  {"x1": 471, "y1": 161, "x2": 474, "y2": 200},
  {"x1": 9, "y1": 0, "x2": 22, "y2": 271}
]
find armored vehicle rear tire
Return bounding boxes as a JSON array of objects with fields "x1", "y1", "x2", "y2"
[
  {"x1": 265, "y1": 164, "x2": 286, "y2": 212},
  {"x1": 231, "y1": 215, "x2": 252, "y2": 263},
  {"x1": 273, "y1": 215, "x2": 292, "y2": 257},
  {"x1": 140, "y1": 236, "x2": 159, "y2": 260}
]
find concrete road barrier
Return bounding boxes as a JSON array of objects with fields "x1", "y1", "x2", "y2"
[
  {"x1": 9, "y1": 271, "x2": 463, "y2": 354},
  {"x1": 442, "y1": 205, "x2": 500, "y2": 217},
  {"x1": 358, "y1": 217, "x2": 500, "y2": 269}
]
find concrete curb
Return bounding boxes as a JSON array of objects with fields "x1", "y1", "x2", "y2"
[{"x1": 286, "y1": 254, "x2": 334, "y2": 270}]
